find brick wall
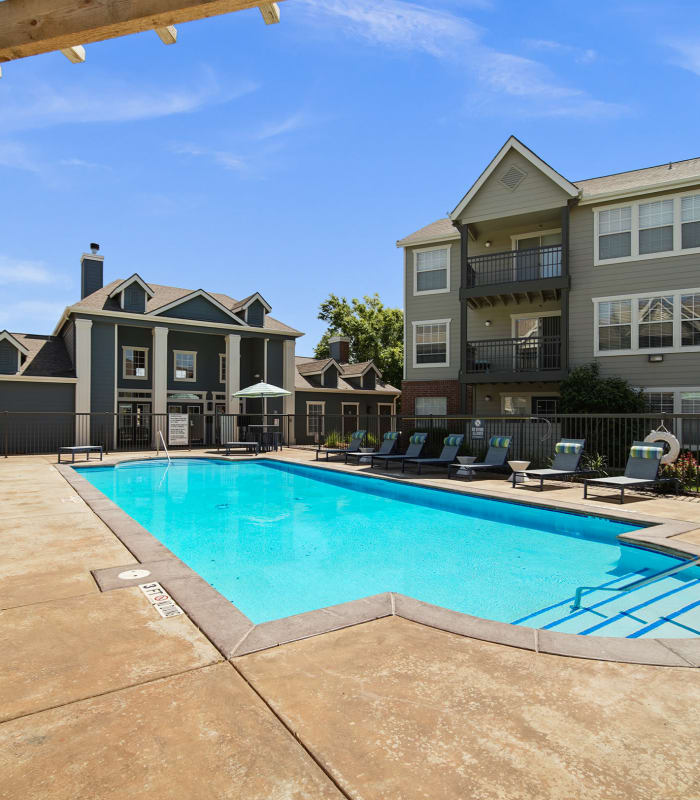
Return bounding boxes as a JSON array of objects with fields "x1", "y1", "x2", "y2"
[{"x1": 401, "y1": 380, "x2": 463, "y2": 415}]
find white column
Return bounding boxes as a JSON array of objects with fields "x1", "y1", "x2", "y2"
[
  {"x1": 225, "y1": 334, "x2": 241, "y2": 413},
  {"x1": 152, "y1": 326, "x2": 168, "y2": 448},
  {"x1": 263, "y1": 337, "x2": 269, "y2": 418},
  {"x1": 74, "y1": 318, "x2": 92, "y2": 445},
  {"x1": 282, "y1": 338, "x2": 295, "y2": 444}
]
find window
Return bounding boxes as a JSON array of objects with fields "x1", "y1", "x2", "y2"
[
  {"x1": 598, "y1": 206, "x2": 631, "y2": 260},
  {"x1": 681, "y1": 293, "x2": 700, "y2": 346},
  {"x1": 413, "y1": 320, "x2": 449, "y2": 367},
  {"x1": 638, "y1": 199, "x2": 674, "y2": 254},
  {"x1": 415, "y1": 397, "x2": 447, "y2": 416},
  {"x1": 638, "y1": 296, "x2": 673, "y2": 348},
  {"x1": 598, "y1": 300, "x2": 632, "y2": 351},
  {"x1": 219, "y1": 353, "x2": 226, "y2": 384},
  {"x1": 414, "y1": 247, "x2": 450, "y2": 294},
  {"x1": 306, "y1": 401, "x2": 325, "y2": 436},
  {"x1": 681, "y1": 195, "x2": 700, "y2": 249},
  {"x1": 123, "y1": 346, "x2": 148, "y2": 379},
  {"x1": 595, "y1": 287, "x2": 700, "y2": 354},
  {"x1": 681, "y1": 392, "x2": 700, "y2": 413},
  {"x1": 644, "y1": 392, "x2": 674, "y2": 414},
  {"x1": 174, "y1": 350, "x2": 196, "y2": 381},
  {"x1": 502, "y1": 396, "x2": 529, "y2": 416},
  {"x1": 595, "y1": 192, "x2": 700, "y2": 264}
]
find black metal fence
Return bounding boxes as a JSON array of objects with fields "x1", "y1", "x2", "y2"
[
  {"x1": 466, "y1": 244, "x2": 563, "y2": 287},
  {"x1": 3, "y1": 410, "x2": 700, "y2": 494}
]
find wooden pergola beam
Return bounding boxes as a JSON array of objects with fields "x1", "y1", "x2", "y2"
[{"x1": 0, "y1": 0, "x2": 283, "y2": 63}]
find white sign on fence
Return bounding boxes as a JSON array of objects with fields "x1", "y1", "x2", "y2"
[
  {"x1": 168, "y1": 413, "x2": 189, "y2": 446},
  {"x1": 471, "y1": 418, "x2": 485, "y2": 439}
]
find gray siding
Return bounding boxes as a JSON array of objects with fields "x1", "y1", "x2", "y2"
[
  {"x1": 168, "y1": 330, "x2": 229, "y2": 392},
  {"x1": 363, "y1": 370, "x2": 376, "y2": 389},
  {"x1": 323, "y1": 365, "x2": 338, "y2": 388},
  {"x1": 568, "y1": 201, "x2": 700, "y2": 386},
  {"x1": 62, "y1": 320, "x2": 75, "y2": 369},
  {"x1": 246, "y1": 299, "x2": 265, "y2": 327},
  {"x1": 0, "y1": 381, "x2": 74, "y2": 411},
  {"x1": 404, "y1": 240, "x2": 461, "y2": 381},
  {"x1": 158, "y1": 296, "x2": 238, "y2": 324},
  {"x1": 123, "y1": 284, "x2": 146, "y2": 313},
  {"x1": 91, "y1": 322, "x2": 115, "y2": 412},
  {"x1": 266, "y1": 340, "x2": 284, "y2": 414},
  {"x1": 0, "y1": 341, "x2": 19, "y2": 374},
  {"x1": 457, "y1": 152, "x2": 570, "y2": 225},
  {"x1": 294, "y1": 391, "x2": 394, "y2": 442},
  {"x1": 117, "y1": 326, "x2": 153, "y2": 389}
]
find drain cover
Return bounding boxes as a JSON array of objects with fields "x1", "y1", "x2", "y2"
[
  {"x1": 118, "y1": 568, "x2": 151, "y2": 580},
  {"x1": 216, "y1": 503, "x2": 230, "y2": 509}
]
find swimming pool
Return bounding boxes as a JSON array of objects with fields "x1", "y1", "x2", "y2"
[{"x1": 77, "y1": 458, "x2": 700, "y2": 638}]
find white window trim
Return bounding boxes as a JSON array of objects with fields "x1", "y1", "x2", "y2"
[
  {"x1": 593, "y1": 190, "x2": 700, "y2": 266},
  {"x1": 412, "y1": 244, "x2": 452, "y2": 296},
  {"x1": 638, "y1": 386, "x2": 700, "y2": 414},
  {"x1": 412, "y1": 318, "x2": 451, "y2": 369},
  {"x1": 173, "y1": 349, "x2": 197, "y2": 382},
  {"x1": 499, "y1": 391, "x2": 560, "y2": 414},
  {"x1": 341, "y1": 402, "x2": 360, "y2": 415},
  {"x1": 593, "y1": 287, "x2": 700, "y2": 356},
  {"x1": 218, "y1": 353, "x2": 226, "y2": 384},
  {"x1": 510, "y1": 310, "x2": 561, "y2": 338},
  {"x1": 377, "y1": 402, "x2": 394, "y2": 415},
  {"x1": 415, "y1": 396, "x2": 448, "y2": 416},
  {"x1": 122, "y1": 345, "x2": 149, "y2": 380},
  {"x1": 306, "y1": 400, "x2": 325, "y2": 436},
  {"x1": 509, "y1": 228, "x2": 561, "y2": 248}
]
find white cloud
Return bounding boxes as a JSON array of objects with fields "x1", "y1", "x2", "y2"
[
  {"x1": 665, "y1": 39, "x2": 700, "y2": 76},
  {"x1": 524, "y1": 39, "x2": 597, "y2": 65},
  {"x1": 0, "y1": 68, "x2": 258, "y2": 132},
  {"x1": 0, "y1": 255, "x2": 66, "y2": 285},
  {"x1": 0, "y1": 141, "x2": 43, "y2": 175},
  {"x1": 59, "y1": 158, "x2": 111, "y2": 170},
  {"x1": 171, "y1": 143, "x2": 248, "y2": 172},
  {"x1": 296, "y1": 0, "x2": 626, "y2": 118},
  {"x1": 255, "y1": 111, "x2": 316, "y2": 140}
]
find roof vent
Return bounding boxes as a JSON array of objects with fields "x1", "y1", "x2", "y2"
[{"x1": 500, "y1": 165, "x2": 526, "y2": 191}]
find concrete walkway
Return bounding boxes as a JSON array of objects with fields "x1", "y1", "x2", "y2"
[{"x1": 1, "y1": 451, "x2": 699, "y2": 799}]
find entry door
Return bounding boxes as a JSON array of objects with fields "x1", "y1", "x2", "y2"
[
  {"x1": 187, "y1": 404, "x2": 204, "y2": 444},
  {"x1": 341, "y1": 403, "x2": 359, "y2": 437},
  {"x1": 514, "y1": 316, "x2": 561, "y2": 371},
  {"x1": 516, "y1": 232, "x2": 562, "y2": 280}
]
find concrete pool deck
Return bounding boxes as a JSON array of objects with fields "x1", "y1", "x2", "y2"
[{"x1": 1, "y1": 450, "x2": 700, "y2": 798}]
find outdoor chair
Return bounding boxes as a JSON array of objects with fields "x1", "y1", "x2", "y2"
[
  {"x1": 370, "y1": 433, "x2": 427, "y2": 470},
  {"x1": 514, "y1": 439, "x2": 587, "y2": 489},
  {"x1": 316, "y1": 429, "x2": 366, "y2": 461},
  {"x1": 345, "y1": 431, "x2": 399, "y2": 464},
  {"x1": 582, "y1": 442, "x2": 675, "y2": 503},
  {"x1": 447, "y1": 435, "x2": 511, "y2": 479},
  {"x1": 403, "y1": 434, "x2": 465, "y2": 475}
]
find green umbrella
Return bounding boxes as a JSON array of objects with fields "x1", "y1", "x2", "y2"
[{"x1": 233, "y1": 381, "x2": 291, "y2": 398}]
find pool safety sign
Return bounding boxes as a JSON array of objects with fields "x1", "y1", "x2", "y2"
[
  {"x1": 168, "y1": 413, "x2": 189, "y2": 446},
  {"x1": 471, "y1": 419, "x2": 485, "y2": 439},
  {"x1": 139, "y1": 582, "x2": 183, "y2": 618}
]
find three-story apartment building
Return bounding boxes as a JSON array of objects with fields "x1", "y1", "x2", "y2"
[{"x1": 399, "y1": 136, "x2": 700, "y2": 419}]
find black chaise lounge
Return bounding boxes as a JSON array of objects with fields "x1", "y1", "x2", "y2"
[
  {"x1": 514, "y1": 438, "x2": 587, "y2": 489},
  {"x1": 370, "y1": 432, "x2": 427, "y2": 470},
  {"x1": 403, "y1": 434, "x2": 464, "y2": 475},
  {"x1": 316, "y1": 429, "x2": 366, "y2": 461},
  {"x1": 345, "y1": 431, "x2": 399, "y2": 464},
  {"x1": 447, "y1": 435, "x2": 511, "y2": 479},
  {"x1": 582, "y1": 442, "x2": 675, "y2": 503}
]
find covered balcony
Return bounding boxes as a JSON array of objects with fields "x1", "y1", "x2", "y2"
[
  {"x1": 463, "y1": 244, "x2": 568, "y2": 308},
  {"x1": 463, "y1": 335, "x2": 567, "y2": 383}
]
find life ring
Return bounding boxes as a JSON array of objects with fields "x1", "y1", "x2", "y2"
[{"x1": 643, "y1": 430, "x2": 680, "y2": 465}]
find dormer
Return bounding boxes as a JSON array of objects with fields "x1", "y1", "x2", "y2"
[
  {"x1": 108, "y1": 274, "x2": 154, "y2": 314},
  {"x1": 232, "y1": 292, "x2": 271, "y2": 328},
  {"x1": 323, "y1": 364, "x2": 338, "y2": 388},
  {"x1": 0, "y1": 331, "x2": 29, "y2": 374}
]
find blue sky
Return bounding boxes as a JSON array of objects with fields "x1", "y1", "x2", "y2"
[{"x1": 1, "y1": 0, "x2": 699, "y2": 353}]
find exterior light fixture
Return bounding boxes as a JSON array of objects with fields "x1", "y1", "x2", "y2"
[
  {"x1": 484, "y1": 240, "x2": 492, "y2": 248},
  {"x1": 648, "y1": 354, "x2": 664, "y2": 363},
  {"x1": 484, "y1": 395, "x2": 492, "y2": 402},
  {"x1": 484, "y1": 320, "x2": 492, "y2": 327}
]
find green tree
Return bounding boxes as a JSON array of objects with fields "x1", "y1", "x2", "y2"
[
  {"x1": 314, "y1": 293, "x2": 403, "y2": 388},
  {"x1": 558, "y1": 363, "x2": 646, "y2": 413}
]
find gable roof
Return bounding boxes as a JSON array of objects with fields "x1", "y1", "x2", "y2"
[
  {"x1": 450, "y1": 136, "x2": 579, "y2": 220},
  {"x1": 230, "y1": 291, "x2": 272, "y2": 314},
  {"x1": 150, "y1": 288, "x2": 247, "y2": 324},
  {"x1": 575, "y1": 156, "x2": 700, "y2": 203},
  {"x1": 0, "y1": 329, "x2": 30, "y2": 356},
  {"x1": 64, "y1": 280, "x2": 301, "y2": 335},
  {"x1": 108, "y1": 273, "x2": 155, "y2": 299},
  {"x1": 396, "y1": 218, "x2": 460, "y2": 248},
  {"x1": 5, "y1": 334, "x2": 74, "y2": 377},
  {"x1": 295, "y1": 357, "x2": 396, "y2": 393}
]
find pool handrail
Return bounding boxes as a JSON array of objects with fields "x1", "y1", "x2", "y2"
[{"x1": 570, "y1": 557, "x2": 700, "y2": 611}]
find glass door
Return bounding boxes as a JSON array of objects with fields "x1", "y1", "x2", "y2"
[
  {"x1": 515, "y1": 232, "x2": 562, "y2": 280},
  {"x1": 187, "y1": 404, "x2": 204, "y2": 444}
]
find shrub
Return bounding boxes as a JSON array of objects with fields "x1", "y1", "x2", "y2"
[
  {"x1": 323, "y1": 430, "x2": 344, "y2": 448},
  {"x1": 559, "y1": 363, "x2": 646, "y2": 413},
  {"x1": 364, "y1": 432, "x2": 379, "y2": 449},
  {"x1": 582, "y1": 452, "x2": 608, "y2": 476},
  {"x1": 661, "y1": 451, "x2": 699, "y2": 491}
]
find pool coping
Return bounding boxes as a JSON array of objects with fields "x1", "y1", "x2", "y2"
[{"x1": 55, "y1": 455, "x2": 700, "y2": 668}]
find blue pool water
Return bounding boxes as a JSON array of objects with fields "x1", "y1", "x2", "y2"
[{"x1": 77, "y1": 458, "x2": 700, "y2": 637}]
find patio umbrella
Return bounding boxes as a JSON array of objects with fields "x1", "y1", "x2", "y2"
[{"x1": 233, "y1": 381, "x2": 291, "y2": 398}]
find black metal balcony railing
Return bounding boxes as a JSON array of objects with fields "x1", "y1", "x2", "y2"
[
  {"x1": 466, "y1": 245, "x2": 563, "y2": 287},
  {"x1": 466, "y1": 336, "x2": 562, "y2": 374}
]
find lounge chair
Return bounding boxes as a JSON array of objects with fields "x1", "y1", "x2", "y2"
[
  {"x1": 403, "y1": 434, "x2": 464, "y2": 475},
  {"x1": 316, "y1": 429, "x2": 366, "y2": 461},
  {"x1": 447, "y1": 435, "x2": 511, "y2": 479},
  {"x1": 514, "y1": 439, "x2": 586, "y2": 489},
  {"x1": 345, "y1": 431, "x2": 399, "y2": 464},
  {"x1": 370, "y1": 432, "x2": 427, "y2": 470},
  {"x1": 583, "y1": 442, "x2": 674, "y2": 503}
]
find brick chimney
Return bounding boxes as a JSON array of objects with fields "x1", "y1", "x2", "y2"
[
  {"x1": 328, "y1": 335, "x2": 351, "y2": 364},
  {"x1": 81, "y1": 242, "x2": 104, "y2": 299}
]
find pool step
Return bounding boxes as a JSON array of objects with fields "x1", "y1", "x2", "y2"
[{"x1": 518, "y1": 574, "x2": 700, "y2": 638}]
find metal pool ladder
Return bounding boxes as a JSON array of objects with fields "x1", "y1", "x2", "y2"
[
  {"x1": 571, "y1": 557, "x2": 700, "y2": 611},
  {"x1": 157, "y1": 430, "x2": 172, "y2": 464}
]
